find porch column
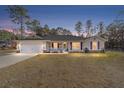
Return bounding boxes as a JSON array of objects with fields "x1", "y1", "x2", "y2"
[
  {"x1": 47, "y1": 42, "x2": 51, "y2": 51},
  {"x1": 51, "y1": 42, "x2": 53, "y2": 51}
]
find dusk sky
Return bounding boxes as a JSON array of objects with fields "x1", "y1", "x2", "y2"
[{"x1": 0, "y1": 5, "x2": 124, "y2": 32}]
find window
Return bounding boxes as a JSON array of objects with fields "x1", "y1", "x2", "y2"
[
  {"x1": 63, "y1": 42, "x2": 67, "y2": 49},
  {"x1": 58, "y1": 43, "x2": 62, "y2": 48},
  {"x1": 72, "y1": 42, "x2": 80, "y2": 49},
  {"x1": 92, "y1": 41, "x2": 97, "y2": 50},
  {"x1": 53, "y1": 43, "x2": 58, "y2": 48}
]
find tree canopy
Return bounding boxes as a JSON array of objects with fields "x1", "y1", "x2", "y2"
[
  {"x1": 6, "y1": 5, "x2": 30, "y2": 39},
  {"x1": 75, "y1": 21, "x2": 83, "y2": 36}
]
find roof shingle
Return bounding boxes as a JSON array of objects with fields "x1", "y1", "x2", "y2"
[{"x1": 41, "y1": 35, "x2": 83, "y2": 41}]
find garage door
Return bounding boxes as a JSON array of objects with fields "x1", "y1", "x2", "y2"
[{"x1": 21, "y1": 44, "x2": 42, "y2": 53}]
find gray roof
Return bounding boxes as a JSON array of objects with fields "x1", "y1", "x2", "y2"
[
  {"x1": 20, "y1": 35, "x2": 43, "y2": 40},
  {"x1": 20, "y1": 35, "x2": 107, "y2": 41},
  {"x1": 41, "y1": 35, "x2": 83, "y2": 41},
  {"x1": 84, "y1": 35, "x2": 107, "y2": 41}
]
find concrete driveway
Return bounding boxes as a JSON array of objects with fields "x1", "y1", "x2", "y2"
[{"x1": 0, "y1": 53, "x2": 37, "y2": 69}]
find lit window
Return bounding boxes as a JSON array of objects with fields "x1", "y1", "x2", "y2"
[
  {"x1": 92, "y1": 41, "x2": 97, "y2": 50},
  {"x1": 53, "y1": 43, "x2": 58, "y2": 48},
  {"x1": 72, "y1": 42, "x2": 80, "y2": 49},
  {"x1": 63, "y1": 42, "x2": 67, "y2": 48},
  {"x1": 58, "y1": 43, "x2": 62, "y2": 48}
]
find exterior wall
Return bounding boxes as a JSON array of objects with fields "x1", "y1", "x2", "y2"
[
  {"x1": 18, "y1": 40, "x2": 47, "y2": 53},
  {"x1": 83, "y1": 37, "x2": 105, "y2": 51}
]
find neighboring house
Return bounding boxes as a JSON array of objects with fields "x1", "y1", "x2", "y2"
[
  {"x1": 16, "y1": 35, "x2": 107, "y2": 53},
  {"x1": 0, "y1": 40, "x2": 6, "y2": 48},
  {"x1": 0, "y1": 40, "x2": 17, "y2": 49}
]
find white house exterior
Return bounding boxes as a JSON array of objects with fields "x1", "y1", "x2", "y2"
[
  {"x1": 17, "y1": 40, "x2": 47, "y2": 53},
  {"x1": 83, "y1": 36, "x2": 106, "y2": 51},
  {"x1": 17, "y1": 35, "x2": 107, "y2": 53}
]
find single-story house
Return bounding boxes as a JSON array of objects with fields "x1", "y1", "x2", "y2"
[{"x1": 16, "y1": 35, "x2": 107, "y2": 53}]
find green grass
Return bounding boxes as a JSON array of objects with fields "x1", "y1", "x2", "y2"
[{"x1": 0, "y1": 51, "x2": 124, "y2": 88}]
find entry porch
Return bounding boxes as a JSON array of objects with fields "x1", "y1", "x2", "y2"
[{"x1": 44, "y1": 41, "x2": 83, "y2": 53}]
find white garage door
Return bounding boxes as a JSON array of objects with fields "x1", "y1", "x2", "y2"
[{"x1": 21, "y1": 44, "x2": 42, "y2": 53}]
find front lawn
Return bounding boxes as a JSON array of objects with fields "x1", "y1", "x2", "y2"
[{"x1": 0, "y1": 52, "x2": 124, "y2": 87}]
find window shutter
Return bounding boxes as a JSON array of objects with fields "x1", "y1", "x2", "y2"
[
  {"x1": 90, "y1": 41, "x2": 92, "y2": 50},
  {"x1": 58, "y1": 43, "x2": 59, "y2": 48},
  {"x1": 52, "y1": 42, "x2": 54, "y2": 48},
  {"x1": 98, "y1": 41, "x2": 100, "y2": 50},
  {"x1": 70, "y1": 42, "x2": 72, "y2": 50},
  {"x1": 80, "y1": 42, "x2": 83, "y2": 50}
]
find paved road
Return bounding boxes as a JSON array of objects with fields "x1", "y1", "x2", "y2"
[{"x1": 0, "y1": 53, "x2": 37, "y2": 69}]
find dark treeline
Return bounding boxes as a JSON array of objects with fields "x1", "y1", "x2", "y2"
[
  {"x1": 26, "y1": 19, "x2": 72, "y2": 36},
  {"x1": 106, "y1": 20, "x2": 124, "y2": 51},
  {"x1": 31, "y1": 24, "x2": 72, "y2": 36}
]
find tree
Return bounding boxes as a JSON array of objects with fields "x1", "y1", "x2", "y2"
[
  {"x1": 6, "y1": 5, "x2": 29, "y2": 39},
  {"x1": 75, "y1": 21, "x2": 83, "y2": 36},
  {"x1": 43, "y1": 24, "x2": 50, "y2": 36},
  {"x1": 107, "y1": 20, "x2": 124, "y2": 50},
  {"x1": 26, "y1": 19, "x2": 41, "y2": 34},
  {"x1": 49, "y1": 28, "x2": 58, "y2": 35},
  {"x1": 56, "y1": 27, "x2": 64, "y2": 35},
  {"x1": 86, "y1": 20, "x2": 93, "y2": 37},
  {"x1": 0, "y1": 30, "x2": 16, "y2": 40},
  {"x1": 97, "y1": 21, "x2": 106, "y2": 35},
  {"x1": 56, "y1": 27, "x2": 72, "y2": 35},
  {"x1": 105, "y1": 10, "x2": 124, "y2": 50},
  {"x1": 63, "y1": 29, "x2": 72, "y2": 35}
]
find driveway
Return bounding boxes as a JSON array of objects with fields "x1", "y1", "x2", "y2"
[{"x1": 0, "y1": 53, "x2": 37, "y2": 69}]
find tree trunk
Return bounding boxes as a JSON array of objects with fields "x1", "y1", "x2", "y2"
[{"x1": 20, "y1": 16, "x2": 23, "y2": 40}]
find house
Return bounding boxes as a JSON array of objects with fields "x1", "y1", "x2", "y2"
[
  {"x1": 16, "y1": 35, "x2": 107, "y2": 53},
  {"x1": 0, "y1": 40, "x2": 6, "y2": 48},
  {"x1": 0, "y1": 40, "x2": 17, "y2": 49}
]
